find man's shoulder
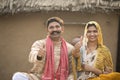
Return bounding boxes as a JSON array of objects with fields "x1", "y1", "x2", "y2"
[
  {"x1": 66, "y1": 42, "x2": 74, "y2": 50},
  {"x1": 35, "y1": 39, "x2": 46, "y2": 42},
  {"x1": 33, "y1": 38, "x2": 46, "y2": 45}
]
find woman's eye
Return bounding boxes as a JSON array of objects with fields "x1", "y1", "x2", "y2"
[
  {"x1": 93, "y1": 30, "x2": 98, "y2": 33},
  {"x1": 87, "y1": 31, "x2": 91, "y2": 33}
]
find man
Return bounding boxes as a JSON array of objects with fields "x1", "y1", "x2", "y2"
[{"x1": 12, "y1": 17, "x2": 74, "y2": 80}]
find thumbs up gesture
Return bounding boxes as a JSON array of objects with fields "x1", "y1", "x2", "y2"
[{"x1": 37, "y1": 45, "x2": 46, "y2": 60}]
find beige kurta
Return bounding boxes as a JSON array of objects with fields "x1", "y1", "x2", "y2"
[{"x1": 23, "y1": 39, "x2": 74, "y2": 80}]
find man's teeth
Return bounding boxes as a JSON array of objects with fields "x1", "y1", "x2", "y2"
[{"x1": 53, "y1": 32, "x2": 58, "y2": 34}]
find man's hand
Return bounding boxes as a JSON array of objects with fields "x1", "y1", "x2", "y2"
[{"x1": 37, "y1": 45, "x2": 46, "y2": 60}]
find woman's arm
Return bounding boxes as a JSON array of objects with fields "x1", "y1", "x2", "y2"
[
  {"x1": 72, "y1": 36, "x2": 83, "y2": 57},
  {"x1": 82, "y1": 64, "x2": 103, "y2": 75},
  {"x1": 104, "y1": 48, "x2": 113, "y2": 73}
]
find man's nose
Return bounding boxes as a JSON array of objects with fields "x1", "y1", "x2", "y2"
[{"x1": 53, "y1": 27, "x2": 58, "y2": 31}]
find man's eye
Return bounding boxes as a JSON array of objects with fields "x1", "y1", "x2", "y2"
[
  {"x1": 56, "y1": 25, "x2": 60, "y2": 28},
  {"x1": 49, "y1": 26, "x2": 54, "y2": 29}
]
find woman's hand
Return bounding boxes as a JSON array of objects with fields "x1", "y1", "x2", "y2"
[
  {"x1": 103, "y1": 66, "x2": 112, "y2": 74},
  {"x1": 74, "y1": 36, "x2": 83, "y2": 51},
  {"x1": 82, "y1": 64, "x2": 104, "y2": 75},
  {"x1": 72, "y1": 36, "x2": 83, "y2": 57},
  {"x1": 82, "y1": 64, "x2": 93, "y2": 72}
]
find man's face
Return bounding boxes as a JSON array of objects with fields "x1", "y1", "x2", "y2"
[{"x1": 47, "y1": 21, "x2": 64, "y2": 40}]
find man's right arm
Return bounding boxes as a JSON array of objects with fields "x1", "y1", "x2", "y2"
[{"x1": 29, "y1": 40, "x2": 45, "y2": 63}]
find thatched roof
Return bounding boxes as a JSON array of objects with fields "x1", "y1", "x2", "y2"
[{"x1": 0, "y1": 0, "x2": 120, "y2": 15}]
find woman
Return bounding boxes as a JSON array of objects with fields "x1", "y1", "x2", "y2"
[{"x1": 72, "y1": 21, "x2": 120, "y2": 80}]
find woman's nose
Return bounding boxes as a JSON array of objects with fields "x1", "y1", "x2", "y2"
[{"x1": 90, "y1": 32, "x2": 94, "y2": 35}]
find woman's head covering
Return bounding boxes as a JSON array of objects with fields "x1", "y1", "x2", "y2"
[{"x1": 83, "y1": 21, "x2": 103, "y2": 47}]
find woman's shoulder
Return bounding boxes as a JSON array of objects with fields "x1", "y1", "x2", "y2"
[
  {"x1": 98, "y1": 45, "x2": 110, "y2": 51},
  {"x1": 98, "y1": 45, "x2": 111, "y2": 56}
]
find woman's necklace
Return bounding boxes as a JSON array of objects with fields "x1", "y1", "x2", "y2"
[{"x1": 86, "y1": 45, "x2": 97, "y2": 54}]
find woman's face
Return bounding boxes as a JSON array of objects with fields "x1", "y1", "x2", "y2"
[{"x1": 86, "y1": 25, "x2": 98, "y2": 42}]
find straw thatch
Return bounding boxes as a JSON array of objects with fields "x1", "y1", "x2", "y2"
[{"x1": 0, "y1": 0, "x2": 120, "y2": 14}]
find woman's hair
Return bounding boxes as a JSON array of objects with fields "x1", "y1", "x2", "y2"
[{"x1": 87, "y1": 23, "x2": 97, "y2": 29}]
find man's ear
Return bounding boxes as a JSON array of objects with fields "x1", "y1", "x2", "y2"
[
  {"x1": 61, "y1": 26, "x2": 64, "y2": 32},
  {"x1": 46, "y1": 28, "x2": 50, "y2": 35}
]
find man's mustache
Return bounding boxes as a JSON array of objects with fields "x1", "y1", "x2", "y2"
[{"x1": 51, "y1": 31, "x2": 61, "y2": 35}]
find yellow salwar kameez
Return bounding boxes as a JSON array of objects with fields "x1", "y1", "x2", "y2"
[{"x1": 72, "y1": 21, "x2": 120, "y2": 80}]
